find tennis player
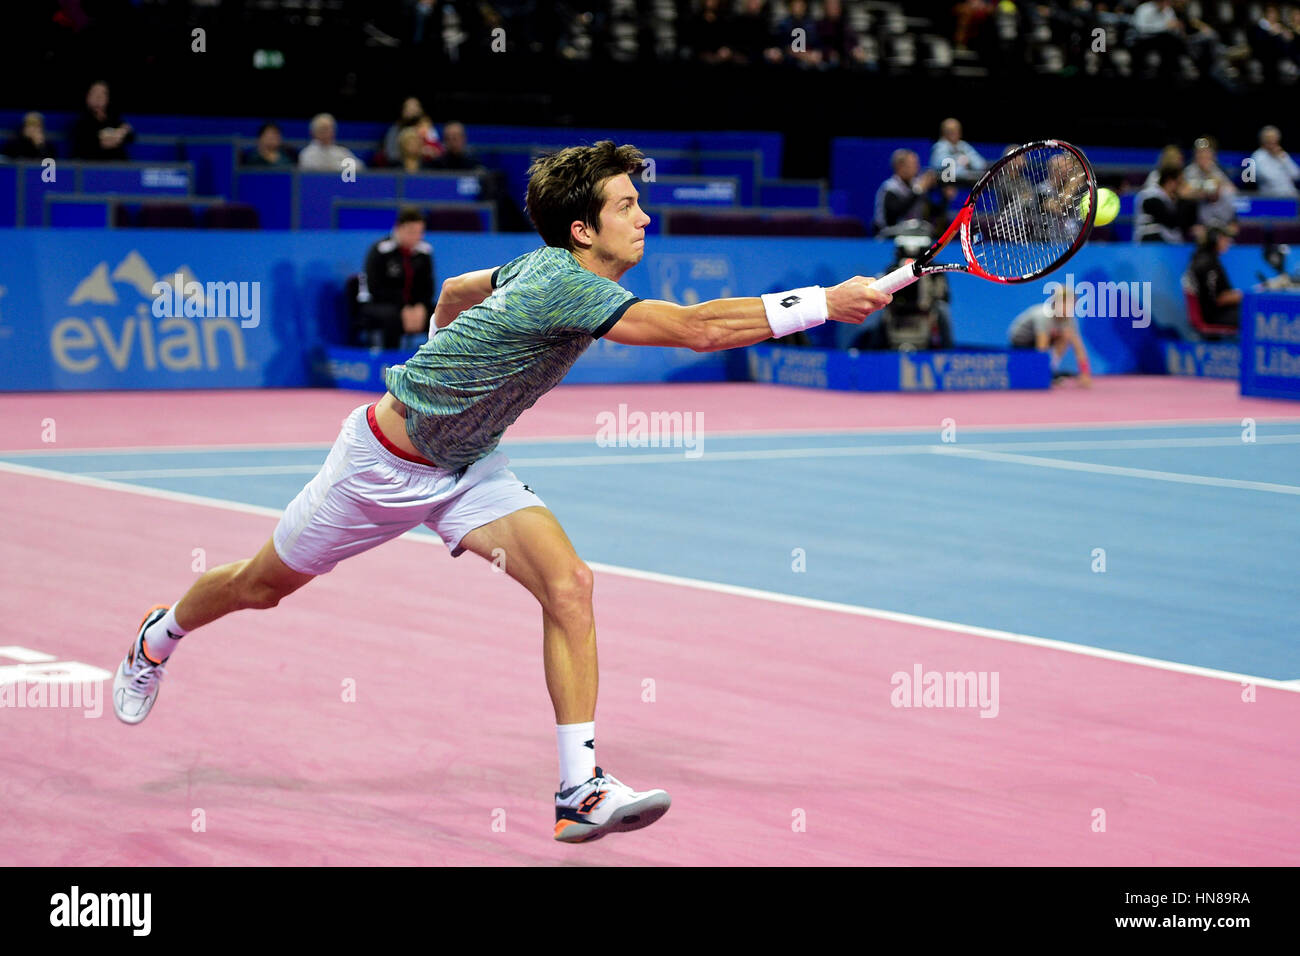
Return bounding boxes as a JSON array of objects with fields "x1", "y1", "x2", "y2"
[{"x1": 113, "y1": 141, "x2": 891, "y2": 843}]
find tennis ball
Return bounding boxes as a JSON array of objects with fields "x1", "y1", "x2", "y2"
[{"x1": 1083, "y1": 188, "x2": 1120, "y2": 227}]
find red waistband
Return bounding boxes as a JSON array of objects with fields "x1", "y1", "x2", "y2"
[{"x1": 366, "y1": 403, "x2": 438, "y2": 467}]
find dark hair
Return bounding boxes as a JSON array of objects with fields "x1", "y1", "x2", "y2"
[
  {"x1": 396, "y1": 205, "x2": 424, "y2": 226},
  {"x1": 525, "y1": 141, "x2": 646, "y2": 249},
  {"x1": 1159, "y1": 168, "x2": 1181, "y2": 187},
  {"x1": 257, "y1": 122, "x2": 280, "y2": 137}
]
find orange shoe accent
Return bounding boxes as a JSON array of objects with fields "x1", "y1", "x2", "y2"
[
  {"x1": 554, "y1": 819, "x2": 580, "y2": 838},
  {"x1": 138, "y1": 605, "x2": 171, "y2": 665}
]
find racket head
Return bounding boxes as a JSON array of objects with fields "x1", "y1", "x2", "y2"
[
  {"x1": 959, "y1": 139, "x2": 1097, "y2": 283},
  {"x1": 911, "y1": 140, "x2": 1096, "y2": 285}
]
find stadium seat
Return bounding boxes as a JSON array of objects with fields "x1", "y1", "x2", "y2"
[
  {"x1": 424, "y1": 207, "x2": 486, "y2": 232},
  {"x1": 134, "y1": 203, "x2": 198, "y2": 229},
  {"x1": 203, "y1": 203, "x2": 261, "y2": 230},
  {"x1": 1183, "y1": 287, "x2": 1238, "y2": 340}
]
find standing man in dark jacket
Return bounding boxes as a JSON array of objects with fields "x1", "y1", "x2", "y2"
[{"x1": 360, "y1": 207, "x2": 436, "y2": 350}]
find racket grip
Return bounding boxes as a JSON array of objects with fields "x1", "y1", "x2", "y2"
[{"x1": 871, "y1": 262, "x2": 919, "y2": 295}]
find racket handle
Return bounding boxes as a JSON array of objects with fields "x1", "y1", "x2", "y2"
[{"x1": 871, "y1": 262, "x2": 919, "y2": 295}]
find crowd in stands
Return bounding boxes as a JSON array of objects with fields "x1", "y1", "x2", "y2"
[
  {"x1": 873, "y1": 117, "x2": 1300, "y2": 242},
  {"x1": 0, "y1": 81, "x2": 488, "y2": 178},
  {"x1": 366, "y1": 0, "x2": 1300, "y2": 84}
]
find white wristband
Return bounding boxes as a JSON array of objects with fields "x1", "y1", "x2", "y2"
[{"x1": 761, "y1": 286, "x2": 828, "y2": 338}]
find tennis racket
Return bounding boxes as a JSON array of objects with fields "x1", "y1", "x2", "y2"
[{"x1": 871, "y1": 139, "x2": 1097, "y2": 295}]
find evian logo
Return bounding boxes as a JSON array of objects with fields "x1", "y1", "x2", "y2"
[{"x1": 53, "y1": 251, "x2": 252, "y2": 375}]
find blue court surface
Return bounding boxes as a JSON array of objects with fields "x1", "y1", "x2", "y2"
[{"x1": 8, "y1": 419, "x2": 1298, "y2": 681}]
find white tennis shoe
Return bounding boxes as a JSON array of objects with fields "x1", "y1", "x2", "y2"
[
  {"x1": 113, "y1": 605, "x2": 171, "y2": 725},
  {"x1": 554, "y1": 767, "x2": 671, "y2": 843}
]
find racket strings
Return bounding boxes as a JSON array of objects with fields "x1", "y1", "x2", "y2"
[{"x1": 967, "y1": 145, "x2": 1090, "y2": 281}]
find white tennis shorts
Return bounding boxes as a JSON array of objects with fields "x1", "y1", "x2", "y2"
[{"x1": 273, "y1": 403, "x2": 544, "y2": 575}]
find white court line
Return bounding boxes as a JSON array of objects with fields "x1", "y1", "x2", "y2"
[
  {"x1": 4, "y1": 415, "x2": 1300, "y2": 456},
  {"x1": 935, "y1": 446, "x2": 1300, "y2": 495},
  {"x1": 1, "y1": 457, "x2": 1296, "y2": 693},
  {"x1": 61, "y1": 432, "x2": 1300, "y2": 478}
]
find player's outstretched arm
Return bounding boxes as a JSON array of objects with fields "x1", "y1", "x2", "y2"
[
  {"x1": 605, "y1": 277, "x2": 892, "y2": 352},
  {"x1": 432, "y1": 268, "x2": 497, "y2": 330}
]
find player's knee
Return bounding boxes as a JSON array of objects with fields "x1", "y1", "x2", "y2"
[
  {"x1": 231, "y1": 561, "x2": 288, "y2": 610},
  {"x1": 543, "y1": 560, "x2": 594, "y2": 617}
]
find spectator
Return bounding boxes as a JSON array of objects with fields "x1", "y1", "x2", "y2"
[
  {"x1": 873, "y1": 149, "x2": 938, "y2": 235},
  {"x1": 395, "y1": 126, "x2": 432, "y2": 173},
  {"x1": 382, "y1": 97, "x2": 426, "y2": 165},
  {"x1": 1134, "y1": 167, "x2": 1191, "y2": 242},
  {"x1": 1253, "y1": 4, "x2": 1298, "y2": 83},
  {"x1": 1143, "y1": 144, "x2": 1186, "y2": 189},
  {"x1": 952, "y1": 0, "x2": 994, "y2": 51},
  {"x1": 730, "y1": 0, "x2": 773, "y2": 65},
  {"x1": 687, "y1": 0, "x2": 734, "y2": 63},
  {"x1": 359, "y1": 207, "x2": 436, "y2": 350},
  {"x1": 816, "y1": 0, "x2": 867, "y2": 67},
  {"x1": 4, "y1": 112, "x2": 55, "y2": 160},
  {"x1": 1008, "y1": 286, "x2": 1092, "y2": 386},
  {"x1": 1250, "y1": 125, "x2": 1300, "y2": 197},
  {"x1": 1182, "y1": 135, "x2": 1236, "y2": 226},
  {"x1": 429, "y1": 122, "x2": 482, "y2": 171},
  {"x1": 299, "y1": 113, "x2": 364, "y2": 173},
  {"x1": 242, "y1": 123, "x2": 294, "y2": 167},
  {"x1": 70, "y1": 81, "x2": 134, "y2": 161},
  {"x1": 771, "y1": 0, "x2": 821, "y2": 67},
  {"x1": 1132, "y1": 0, "x2": 1186, "y2": 78},
  {"x1": 930, "y1": 118, "x2": 987, "y2": 192},
  {"x1": 1185, "y1": 225, "x2": 1242, "y2": 329}
]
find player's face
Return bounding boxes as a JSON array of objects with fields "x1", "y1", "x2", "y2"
[{"x1": 594, "y1": 174, "x2": 651, "y2": 268}]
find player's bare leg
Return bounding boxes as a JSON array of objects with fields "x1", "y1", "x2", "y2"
[
  {"x1": 172, "y1": 536, "x2": 316, "y2": 631},
  {"x1": 459, "y1": 506, "x2": 597, "y2": 724},
  {"x1": 459, "y1": 505, "x2": 670, "y2": 842},
  {"x1": 113, "y1": 537, "x2": 314, "y2": 724}
]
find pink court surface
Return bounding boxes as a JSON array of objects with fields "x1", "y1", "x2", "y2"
[{"x1": 1, "y1": 376, "x2": 1297, "y2": 866}]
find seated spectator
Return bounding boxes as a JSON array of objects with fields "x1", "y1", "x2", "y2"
[
  {"x1": 1008, "y1": 286, "x2": 1092, "y2": 386},
  {"x1": 771, "y1": 0, "x2": 821, "y2": 67},
  {"x1": 1252, "y1": 4, "x2": 1298, "y2": 83},
  {"x1": 688, "y1": 0, "x2": 735, "y2": 64},
  {"x1": 1185, "y1": 225, "x2": 1242, "y2": 329},
  {"x1": 1250, "y1": 125, "x2": 1300, "y2": 197},
  {"x1": 395, "y1": 127, "x2": 433, "y2": 173},
  {"x1": 4, "y1": 111, "x2": 55, "y2": 160},
  {"x1": 1143, "y1": 144, "x2": 1186, "y2": 189},
  {"x1": 816, "y1": 0, "x2": 868, "y2": 67},
  {"x1": 70, "y1": 81, "x2": 134, "y2": 161},
  {"x1": 429, "y1": 122, "x2": 481, "y2": 171},
  {"x1": 242, "y1": 123, "x2": 294, "y2": 167},
  {"x1": 1135, "y1": 168, "x2": 1193, "y2": 242},
  {"x1": 299, "y1": 113, "x2": 365, "y2": 173},
  {"x1": 382, "y1": 97, "x2": 426, "y2": 165},
  {"x1": 930, "y1": 118, "x2": 987, "y2": 195},
  {"x1": 873, "y1": 149, "x2": 938, "y2": 235},
  {"x1": 358, "y1": 206, "x2": 436, "y2": 350},
  {"x1": 1132, "y1": 0, "x2": 1186, "y2": 78},
  {"x1": 730, "y1": 0, "x2": 774, "y2": 65},
  {"x1": 952, "y1": 0, "x2": 994, "y2": 51},
  {"x1": 1182, "y1": 135, "x2": 1236, "y2": 226}
]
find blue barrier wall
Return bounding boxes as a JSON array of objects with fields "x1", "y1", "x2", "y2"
[
  {"x1": 0, "y1": 229, "x2": 1277, "y2": 391},
  {"x1": 1240, "y1": 290, "x2": 1300, "y2": 399}
]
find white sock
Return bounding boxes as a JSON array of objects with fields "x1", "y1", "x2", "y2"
[
  {"x1": 143, "y1": 606, "x2": 189, "y2": 662},
  {"x1": 557, "y1": 721, "x2": 595, "y2": 792}
]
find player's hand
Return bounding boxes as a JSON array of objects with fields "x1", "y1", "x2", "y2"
[
  {"x1": 1078, "y1": 373, "x2": 1093, "y2": 388},
  {"x1": 826, "y1": 276, "x2": 891, "y2": 325}
]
